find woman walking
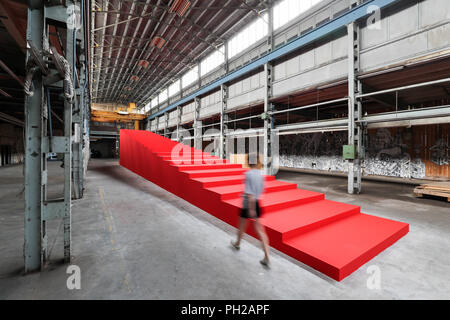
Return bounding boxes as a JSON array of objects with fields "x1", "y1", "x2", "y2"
[{"x1": 231, "y1": 153, "x2": 270, "y2": 267}]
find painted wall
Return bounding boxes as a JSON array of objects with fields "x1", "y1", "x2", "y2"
[{"x1": 279, "y1": 124, "x2": 449, "y2": 179}]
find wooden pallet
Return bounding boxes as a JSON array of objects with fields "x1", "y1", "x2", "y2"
[{"x1": 414, "y1": 182, "x2": 450, "y2": 202}]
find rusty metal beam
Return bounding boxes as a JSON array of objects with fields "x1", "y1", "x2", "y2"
[
  {"x1": 0, "y1": 0, "x2": 26, "y2": 53},
  {"x1": 0, "y1": 88, "x2": 12, "y2": 98},
  {"x1": 0, "y1": 58, "x2": 24, "y2": 86}
]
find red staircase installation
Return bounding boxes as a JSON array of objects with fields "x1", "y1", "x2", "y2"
[{"x1": 120, "y1": 130, "x2": 409, "y2": 281}]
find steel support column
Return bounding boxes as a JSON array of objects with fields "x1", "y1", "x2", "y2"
[
  {"x1": 219, "y1": 84, "x2": 228, "y2": 159},
  {"x1": 347, "y1": 21, "x2": 363, "y2": 194},
  {"x1": 155, "y1": 117, "x2": 160, "y2": 133},
  {"x1": 267, "y1": 4, "x2": 274, "y2": 52},
  {"x1": 24, "y1": 0, "x2": 90, "y2": 272},
  {"x1": 193, "y1": 97, "x2": 202, "y2": 150},
  {"x1": 263, "y1": 63, "x2": 273, "y2": 175},
  {"x1": 24, "y1": 0, "x2": 86, "y2": 271},
  {"x1": 176, "y1": 106, "x2": 182, "y2": 142},
  {"x1": 63, "y1": 16, "x2": 75, "y2": 263},
  {"x1": 24, "y1": 3, "x2": 45, "y2": 272},
  {"x1": 73, "y1": 18, "x2": 88, "y2": 200},
  {"x1": 164, "y1": 112, "x2": 169, "y2": 137}
]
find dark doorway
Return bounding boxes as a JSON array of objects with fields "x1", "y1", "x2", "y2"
[{"x1": 0, "y1": 145, "x2": 11, "y2": 166}]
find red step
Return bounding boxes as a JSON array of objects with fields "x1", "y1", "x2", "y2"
[
  {"x1": 173, "y1": 163, "x2": 242, "y2": 171},
  {"x1": 160, "y1": 156, "x2": 226, "y2": 164},
  {"x1": 206, "y1": 180, "x2": 298, "y2": 200},
  {"x1": 192, "y1": 175, "x2": 275, "y2": 188},
  {"x1": 168, "y1": 160, "x2": 228, "y2": 165},
  {"x1": 159, "y1": 153, "x2": 217, "y2": 158},
  {"x1": 224, "y1": 189, "x2": 324, "y2": 214},
  {"x1": 157, "y1": 151, "x2": 216, "y2": 158},
  {"x1": 282, "y1": 213, "x2": 409, "y2": 281},
  {"x1": 260, "y1": 200, "x2": 360, "y2": 242},
  {"x1": 180, "y1": 168, "x2": 248, "y2": 178}
]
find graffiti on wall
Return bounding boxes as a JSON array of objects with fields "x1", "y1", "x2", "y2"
[
  {"x1": 279, "y1": 131, "x2": 348, "y2": 173},
  {"x1": 363, "y1": 128, "x2": 426, "y2": 179},
  {"x1": 279, "y1": 127, "x2": 432, "y2": 179},
  {"x1": 429, "y1": 138, "x2": 449, "y2": 166}
]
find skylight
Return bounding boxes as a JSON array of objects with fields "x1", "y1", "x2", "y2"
[
  {"x1": 228, "y1": 13, "x2": 268, "y2": 59},
  {"x1": 273, "y1": 0, "x2": 322, "y2": 30}
]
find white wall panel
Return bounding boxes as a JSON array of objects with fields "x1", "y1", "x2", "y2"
[
  {"x1": 428, "y1": 23, "x2": 450, "y2": 50},
  {"x1": 360, "y1": 0, "x2": 450, "y2": 72},
  {"x1": 184, "y1": 102, "x2": 195, "y2": 113},
  {"x1": 242, "y1": 77, "x2": 250, "y2": 92},
  {"x1": 250, "y1": 73, "x2": 260, "y2": 89},
  {"x1": 157, "y1": 118, "x2": 165, "y2": 130},
  {"x1": 181, "y1": 102, "x2": 194, "y2": 124},
  {"x1": 420, "y1": 0, "x2": 450, "y2": 28},
  {"x1": 361, "y1": 15, "x2": 388, "y2": 49},
  {"x1": 331, "y1": 0, "x2": 350, "y2": 15},
  {"x1": 315, "y1": 7, "x2": 331, "y2": 25},
  {"x1": 273, "y1": 59, "x2": 347, "y2": 97},
  {"x1": 227, "y1": 87, "x2": 265, "y2": 110},
  {"x1": 274, "y1": 61, "x2": 286, "y2": 81},
  {"x1": 234, "y1": 81, "x2": 243, "y2": 96},
  {"x1": 286, "y1": 56, "x2": 300, "y2": 77},
  {"x1": 331, "y1": 36, "x2": 348, "y2": 60},
  {"x1": 388, "y1": 4, "x2": 418, "y2": 39},
  {"x1": 199, "y1": 103, "x2": 221, "y2": 119},
  {"x1": 299, "y1": 49, "x2": 315, "y2": 71},
  {"x1": 181, "y1": 113, "x2": 194, "y2": 123},
  {"x1": 286, "y1": 25, "x2": 299, "y2": 42},
  {"x1": 300, "y1": 17, "x2": 315, "y2": 34},
  {"x1": 361, "y1": 32, "x2": 429, "y2": 71},
  {"x1": 315, "y1": 42, "x2": 332, "y2": 66}
]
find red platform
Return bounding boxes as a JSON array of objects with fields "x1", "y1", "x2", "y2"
[{"x1": 120, "y1": 130, "x2": 409, "y2": 281}]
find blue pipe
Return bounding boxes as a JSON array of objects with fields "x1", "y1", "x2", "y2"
[{"x1": 147, "y1": 0, "x2": 400, "y2": 121}]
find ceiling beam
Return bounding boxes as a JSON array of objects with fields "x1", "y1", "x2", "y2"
[
  {"x1": 0, "y1": 0, "x2": 26, "y2": 53},
  {"x1": 129, "y1": 0, "x2": 236, "y2": 104},
  {"x1": 0, "y1": 88, "x2": 12, "y2": 98},
  {"x1": 0, "y1": 58, "x2": 24, "y2": 86}
]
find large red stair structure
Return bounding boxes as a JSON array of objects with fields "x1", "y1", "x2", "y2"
[{"x1": 120, "y1": 130, "x2": 409, "y2": 281}]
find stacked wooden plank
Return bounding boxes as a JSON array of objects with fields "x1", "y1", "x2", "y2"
[{"x1": 414, "y1": 182, "x2": 450, "y2": 202}]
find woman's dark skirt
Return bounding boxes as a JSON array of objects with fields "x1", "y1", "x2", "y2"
[{"x1": 240, "y1": 197, "x2": 262, "y2": 219}]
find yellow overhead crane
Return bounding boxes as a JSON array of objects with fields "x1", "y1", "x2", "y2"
[{"x1": 91, "y1": 103, "x2": 146, "y2": 130}]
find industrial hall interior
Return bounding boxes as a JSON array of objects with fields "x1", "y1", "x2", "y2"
[{"x1": 0, "y1": 0, "x2": 449, "y2": 300}]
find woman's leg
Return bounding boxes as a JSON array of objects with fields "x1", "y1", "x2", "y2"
[
  {"x1": 233, "y1": 217, "x2": 248, "y2": 248},
  {"x1": 254, "y1": 220, "x2": 270, "y2": 262}
]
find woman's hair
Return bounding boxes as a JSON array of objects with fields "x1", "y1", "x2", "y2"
[{"x1": 248, "y1": 153, "x2": 263, "y2": 169}]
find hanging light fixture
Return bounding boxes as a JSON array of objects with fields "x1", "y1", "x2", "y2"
[
  {"x1": 150, "y1": 36, "x2": 166, "y2": 49},
  {"x1": 138, "y1": 60, "x2": 150, "y2": 68},
  {"x1": 169, "y1": 0, "x2": 191, "y2": 17}
]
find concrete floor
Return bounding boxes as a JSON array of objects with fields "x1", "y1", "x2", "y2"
[{"x1": 0, "y1": 159, "x2": 449, "y2": 299}]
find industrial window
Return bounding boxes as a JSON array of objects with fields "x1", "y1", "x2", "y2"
[
  {"x1": 168, "y1": 79, "x2": 181, "y2": 97},
  {"x1": 200, "y1": 46, "x2": 225, "y2": 76},
  {"x1": 151, "y1": 97, "x2": 158, "y2": 109},
  {"x1": 144, "y1": 102, "x2": 151, "y2": 113},
  {"x1": 182, "y1": 65, "x2": 199, "y2": 88},
  {"x1": 158, "y1": 89, "x2": 168, "y2": 103},
  {"x1": 273, "y1": 0, "x2": 322, "y2": 31},
  {"x1": 228, "y1": 13, "x2": 268, "y2": 59}
]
